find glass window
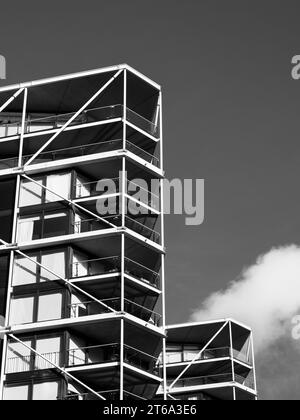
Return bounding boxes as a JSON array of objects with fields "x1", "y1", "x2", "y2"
[
  {"x1": 40, "y1": 251, "x2": 66, "y2": 282},
  {"x1": 37, "y1": 293, "x2": 62, "y2": 322},
  {"x1": 3, "y1": 385, "x2": 29, "y2": 400},
  {"x1": 35, "y1": 337, "x2": 61, "y2": 370},
  {"x1": 32, "y1": 382, "x2": 59, "y2": 400},
  {"x1": 45, "y1": 173, "x2": 71, "y2": 203},
  {"x1": 183, "y1": 346, "x2": 200, "y2": 362},
  {"x1": 13, "y1": 255, "x2": 38, "y2": 286},
  {"x1": 10, "y1": 296, "x2": 34, "y2": 325},
  {"x1": 19, "y1": 178, "x2": 43, "y2": 207},
  {"x1": 17, "y1": 216, "x2": 41, "y2": 243},
  {"x1": 43, "y1": 212, "x2": 68, "y2": 239},
  {"x1": 166, "y1": 346, "x2": 182, "y2": 362}
]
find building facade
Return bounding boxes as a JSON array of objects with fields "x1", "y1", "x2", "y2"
[
  {"x1": 0, "y1": 65, "x2": 166, "y2": 400},
  {"x1": 0, "y1": 66, "x2": 257, "y2": 401}
]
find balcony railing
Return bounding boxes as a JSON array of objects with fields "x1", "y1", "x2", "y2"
[
  {"x1": 67, "y1": 343, "x2": 159, "y2": 374},
  {"x1": 71, "y1": 255, "x2": 160, "y2": 288},
  {"x1": 69, "y1": 297, "x2": 162, "y2": 327},
  {"x1": 63, "y1": 390, "x2": 147, "y2": 401},
  {"x1": 0, "y1": 104, "x2": 160, "y2": 140},
  {"x1": 6, "y1": 343, "x2": 159, "y2": 378},
  {"x1": 6, "y1": 351, "x2": 61, "y2": 374},
  {"x1": 167, "y1": 372, "x2": 255, "y2": 390},
  {"x1": 73, "y1": 214, "x2": 161, "y2": 244},
  {"x1": 0, "y1": 138, "x2": 160, "y2": 172},
  {"x1": 75, "y1": 176, "x2": 160, "y2": 211},
  {"x1": 165, "y1": 347, "x2": 252, "y2": 366}
]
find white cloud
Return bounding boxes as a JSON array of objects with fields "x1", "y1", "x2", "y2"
[{"x1": 191, "y1": 245, "x2": 300, "y2": 353}]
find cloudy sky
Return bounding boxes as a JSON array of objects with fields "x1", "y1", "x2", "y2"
[{"x1": 1, "y1": 0, "x2": 300, "y2": 400}]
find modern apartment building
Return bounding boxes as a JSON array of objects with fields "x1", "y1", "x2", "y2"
[
  {"x1": 158, "y1": 320, "x2": 257, "y2": 401},
  {"x1": 0, "y1": 65, "x2": 165, "y2": 400},
  {"x1": 0, "y1": 65, "x2": 257, "y2": 401}
]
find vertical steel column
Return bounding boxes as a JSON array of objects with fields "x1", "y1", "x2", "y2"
[
  {"x1": 229, "y1": 321, "x2": 236, "y2": 393},
  {"x1": 0, "y1": 88, "x2": 27, "y2": 399},
  {"x1": 158, "y1": 91, "x2": 167, "y2": 400},
  {"x1": 120, "y1": 69, "x2": 127, "y2": 401},
  {"x1": 251, "y1": 332, "x2": 258, "y2": 400}
]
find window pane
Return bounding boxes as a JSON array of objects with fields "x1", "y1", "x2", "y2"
[
  {"x1": 10, "y1": 296, "x2": 34, "y2": 325},
  {"x1": 6, "y1": 340, "x2": 32, "y2": 373},
  {"x1": 13, "y1": 256, "x2": 38, "y2": 286},
  {"x1": 19, "y1": 179, "x2": 43, "y2": 207},
  {"x1": 17, "y1": 216, "x2": 41, "y2": 242},
  {"x1": 37, "y1": 293, "x2": 62, "y2": 322},
  {"x1": 40, "y1": 251, "x2": 66, "y2": 282},
  {"x1": 32, "y1": 382, "x2": 59, "y2": 400},
  {"x1": 35, "y1": 337, "x2": 61, "y2": 369},
  {"x1": 43, "y1": 212, "x2": 68, "y2": 239},
  {"x1": 3, "y1": 385, "x2": 29, "y2": 400},
  {"x1": 45, "y1": 173, "x2": 71, "y2": 203}
]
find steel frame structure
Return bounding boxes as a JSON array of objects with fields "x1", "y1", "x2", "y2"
[
  {"x1": 158, "y1": 319, "x2": 258, "y2": 401},
  {"x1": 0, "y1": 65, "x2": 258, "y2": 401},
  {"x1": 0, "y1": 65, "x2": 166, "y2": 401}
]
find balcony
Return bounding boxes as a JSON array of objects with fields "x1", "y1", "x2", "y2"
[
  {"x1": 73, "y1": 215, "x2": 161, "y2": 244},
  {"x1": 62, "y1": 390, "x2": 146, "y2": 401},
  {"x1": 75, "y1": 177, "x2": 160, "y2": 211},
  {"x1": 165, "y1": 347, "x2": 252, "y2": 366},
  {"x1": 6, "y1": 343, "x2": 159, "y2": 377},
  {"x1": 71, "y1": 256, "x2": 160, "y2": 289},
  {"x1": 165, "y1": 372, "x2": 255, "y2": 391},
  {"x1": 0, "y1": 139, "x2": 160, "y2": 172},
  {"x1": 68, "y1": 343, "x2": 159, "y2": 373},
  {"x1": 0, "y1": 104, "x2": 160, "y2": 140},
  {"x1": 69, "y1": 298, "x2": 162, "y2": 327}
]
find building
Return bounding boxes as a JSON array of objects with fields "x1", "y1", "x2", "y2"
[
  {"x1": 0, "y1": 65, "x2": 257, "y2": 401},
  {"x1": 0, "y1": 65, "x2": 166, "y2": 400},
  {"x1": 157, "y1": 320, "x2": 257, "y2": 401}
]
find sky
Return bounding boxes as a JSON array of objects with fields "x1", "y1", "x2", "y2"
[{"x1": 1, "y1": 0, "x2": 300, "y2": 400}]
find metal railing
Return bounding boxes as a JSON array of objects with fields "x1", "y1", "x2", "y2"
[
  {"x1": 0, "y1": 139, "x2": 159, "y2": 171},
  {"x1": 0, "y1": 104, "x2": 160, "y2": 140},
  {"x1": 168, "y1": 372, "x2": 255, "y2": 391},
  {"x1": 6, "y1": 351, "x2": 60, "y2": 374},
  {"x1": 6, "y1": 344, "x2": 159, "y2": 377},
  {"x1": 67, "y1": 343, "x2": 159, "y2": 374},
  {"x1": 232, "y1": 349, "x2": 252, "y2": 365},
  {"x1": 165, "y1": 347, "x2": 252, "y2": 366},
  {"x1": 71, "y1": 255, "x2": 160, "y2": 288},
  {"x1": 69, "y1": 297, "x2": 162, "y2": 327},
  {"x1": 127, "y1": 179, "x2": 160, "y2": 210},
  {"x1": 75, "y1": 176, "x2": 160, "y2": 211},
  {"x1": 63, "y1": 390, "x2": 147, "y2": 401},
  {"x1": 73, "y1": 214, "x2": 161, "y2": 244},
  {"x1": 126, "y1": 140, "x2": 160, "y2": 167}
]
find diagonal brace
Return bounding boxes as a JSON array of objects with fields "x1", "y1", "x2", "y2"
[
  {"x1": 24, "y1": 69, "x2": 123, "y2": 167},
  {"x1": 8, "y1": 334, "x2": 106, "y2": 400},
  {"x1": 168, "y1": 321, "x2": 229, "y2": 391},
  {"x1": 0, "y1": 238, "x2": 116, "y2": 314}
]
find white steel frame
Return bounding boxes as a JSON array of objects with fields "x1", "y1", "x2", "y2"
[
  {"x1": 165, "y1": 320, "x2": 257, "y2": 401},
  {"x1": 0, "y1": 66, "x2": 166, "y2": 401}
]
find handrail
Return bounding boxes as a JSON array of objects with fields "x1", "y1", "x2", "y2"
[
  {"x1": 0, "y1": 104, "x2": 160, "y2": 139},
  {"x1": 167, "y1": 371, "x2": 255, "y2": 390},
  {"x1": 75, "y1": 176, "x2": 160, "y2": 210},
  {"x1": 72, "y1": 214, "x2": 161, "y2": 244},
  {"x1": 63, "y1": 389, "x2": 147, "y2": 401},
  {"x1": 69, "y1": 297, "x2": 162, "y2": 326},
  {"x1": 71, "y1": 255, "x2": 160, "y2": 288},
  {"x1": 0, "y1": 139, "x2": 159, "y2": 171},
  {"x1": 165, "y1": 346, "x2": 251, "y2": 365}
]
